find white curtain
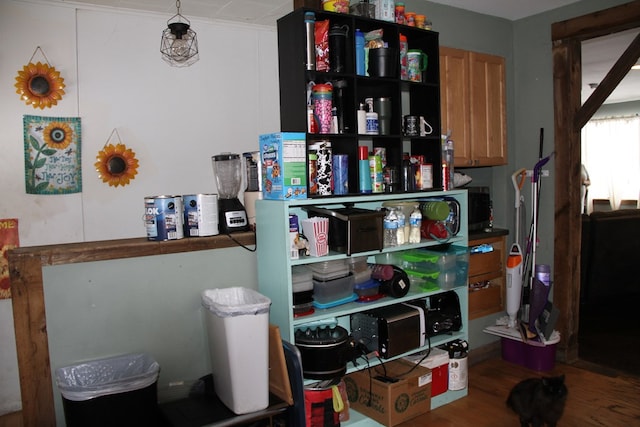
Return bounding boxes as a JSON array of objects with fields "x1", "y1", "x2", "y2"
[{"x1": 581, "y1": 116, "x2": 640, "y2": 213}]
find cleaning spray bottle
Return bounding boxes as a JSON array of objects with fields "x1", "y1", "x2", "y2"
[{"x1": 505, "y1": 243, "x2": 523, "y2": 328}]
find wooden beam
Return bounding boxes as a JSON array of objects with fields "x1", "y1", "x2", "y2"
[
  {"x1": 9, "y1": 233, "x2": 256, "y2": 426},
  {"x1": 575, "y1": 32, "x2": 640, "y2": 130},
  {"x1": 552, "y1": 0, "x2": 640, "y2": 42},
  {"x1": 552, "y1": 37, "x2": 583, "y2": 363}
]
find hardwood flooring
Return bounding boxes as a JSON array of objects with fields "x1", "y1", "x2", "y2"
[
  {"x1": 2, "y1": 357, "x2": 638, "y2": 426},
  {"x1": 397, "y1": 357, "x2": 640, "y2": 427}
]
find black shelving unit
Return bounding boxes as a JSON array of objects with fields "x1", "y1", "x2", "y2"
[{"x1": 277, "y1": 8, "x2": 443, "y2": 197}]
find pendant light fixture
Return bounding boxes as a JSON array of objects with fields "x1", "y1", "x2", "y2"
[{"x1": 160, "y1": 0, "x2": 199, "y2": 67}]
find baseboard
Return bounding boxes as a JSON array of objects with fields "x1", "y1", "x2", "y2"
[{"x1": 468, "y1": 341, "x2": 501, "y2": 366}]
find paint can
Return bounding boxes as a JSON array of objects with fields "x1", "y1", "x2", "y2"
[
  {"x1": 144, "y1": 195, "x2": 184, "y2": 241},
  {"x1": 183, "y1": 193, "x2": 219, "y2": 237}
]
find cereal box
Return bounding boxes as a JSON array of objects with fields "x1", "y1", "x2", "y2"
[{"x1": 259, "y1": 133, "x2": 307, "y2": 200}]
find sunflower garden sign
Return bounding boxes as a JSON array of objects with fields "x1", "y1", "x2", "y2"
[{"x1": 23, "y1": 115, "x2": 82, "y2": 194}]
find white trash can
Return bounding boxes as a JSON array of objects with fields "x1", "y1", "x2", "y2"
[{"x1": 201, "y1": 287, "x2": 271, "y2": 414}]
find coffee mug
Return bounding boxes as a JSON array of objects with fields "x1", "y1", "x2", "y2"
[
  {"x1": 420, "y1": 116, "x2": 433, "y2": 135},
  {"x1": 403, "y1": 115, "x2": 419, "y2": 136}
]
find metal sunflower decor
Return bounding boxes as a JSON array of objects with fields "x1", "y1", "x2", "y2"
[
  {"x1": 15, "y1": 47, "x2": 65, "y2": 109},
  {"x1": 95, "y1": 130, "x2": 139, "y2": 187}
]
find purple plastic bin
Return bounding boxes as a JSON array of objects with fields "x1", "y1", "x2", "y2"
[{"x1": 501, "y1": 337, "x2": 559, "y2": 371}]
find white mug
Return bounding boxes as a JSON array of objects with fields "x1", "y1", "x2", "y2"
[{"x1": 420, "y1": 116, "x2": 433, "y2": 136}]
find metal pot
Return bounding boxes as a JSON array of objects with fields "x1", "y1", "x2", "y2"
[{"x1": 294, "y1": 325, "x2": 352, "y2": 380}]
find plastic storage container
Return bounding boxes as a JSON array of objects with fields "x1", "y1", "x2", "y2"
[
  {"x1": 501, "y1": 335, "x2": 560, "y2": 371},
  {"x1": 399, "y1": 246, "x2": 470, "y2": 290},
  {"x1": 313, "y1": 273, "x2": 355, "y2": 304},
  {"x1": 201, "y1": 287, "x2": 271, "y2": 414},
  {"x1": 308, "y1": 259, "x2": 349, "y2": 281},
  {"x1": 55, "y1": 353, "x2": 160, "y2": 427}
]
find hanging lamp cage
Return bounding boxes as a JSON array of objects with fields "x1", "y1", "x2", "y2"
[{"x1": 160, "y1": 0, "x2": 199, "y2": 67}]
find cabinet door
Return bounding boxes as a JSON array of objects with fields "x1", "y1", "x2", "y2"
[
  {"x1": 468, "y1": 52, "x2": 507, "y2": 166},
  {"x1": 439, "y1": 46, "x2": 472, "y2": 166}
]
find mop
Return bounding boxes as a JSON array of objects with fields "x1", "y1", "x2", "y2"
[
  {"x1": 505, "y1": 168, "x2": 526, "y2": 328},
  {"x1": 526, "y1": 148, "x2": 553, "y2": 339}
]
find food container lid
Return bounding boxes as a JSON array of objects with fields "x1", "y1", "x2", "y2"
[{"x1": 354, "y1": 278, "x2": 379, "y2": 291}]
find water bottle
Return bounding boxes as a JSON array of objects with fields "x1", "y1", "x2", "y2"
[
  {"x1": 396, "y1": 208, "x2": 406, "y2": 245},
  {"x1": 355, "y1": 29, "x2": 366, "y2": 76},
  {"x1": 409, "y1": 205, "x2": 422, "y2": 243},
  {"x1": 304, "y1": 12, "x2": 316, "y2": 71},
  {"x1": 383, "y1": 207, "x2": 398, "y2": 248}
]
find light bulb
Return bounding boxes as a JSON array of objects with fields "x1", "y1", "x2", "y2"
[{"x1": 170, "y1": 38, "x2": 189, "y2": 62}]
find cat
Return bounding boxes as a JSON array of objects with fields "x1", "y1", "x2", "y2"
[{"x1": 506, "y1": 374, "x2": 568, "y2": 427}]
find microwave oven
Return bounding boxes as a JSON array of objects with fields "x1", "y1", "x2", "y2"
[{"x1": 467, "y1": 186, "x2": 492, "y2": 231}]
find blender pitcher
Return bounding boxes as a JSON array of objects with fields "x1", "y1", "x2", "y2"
[{"x1": 212, "y1": 153, "x2": 249, "y2": 233}]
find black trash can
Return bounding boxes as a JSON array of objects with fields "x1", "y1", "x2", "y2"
[{"x1": 55, "y1": 353, "x2": 161, "y2": 427}]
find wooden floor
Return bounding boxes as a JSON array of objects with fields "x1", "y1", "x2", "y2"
[
  {"x1": 397, "y1": 357, "x2": 640, "y2": 427},
  {"x1": 2, "y1": 357, "x2": 639, "y2": 427}
]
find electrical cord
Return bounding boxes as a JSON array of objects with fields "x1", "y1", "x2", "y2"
[{"x1": 224, "y1": 230, "x2": 256, "y2": 252}]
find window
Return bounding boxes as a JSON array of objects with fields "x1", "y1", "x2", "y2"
[{"x1": 581, "y1": 116, "x2": 640, "y2": 213}]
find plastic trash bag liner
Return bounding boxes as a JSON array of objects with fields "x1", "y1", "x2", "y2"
[
  {"x1": 55, "y1": 353, "x2": 160, "y2": 402},
  {"x1": 201, "y1": 287, "x2": 271, "y2": 318}
]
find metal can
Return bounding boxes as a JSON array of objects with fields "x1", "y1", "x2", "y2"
[
  {"x1": 144, "y1": 195, "x2": 184, "y2": 241},
  {"x1": 183, "y1": 194, "x2": 219, "y2": 237}
]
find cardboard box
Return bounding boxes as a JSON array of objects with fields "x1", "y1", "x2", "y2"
[
  {"x1": 343, "y1": 359, "x2": 431, "y2": 426},
  {"x1": 259, "y1": 133, "x2": 307, "y2": 200}
]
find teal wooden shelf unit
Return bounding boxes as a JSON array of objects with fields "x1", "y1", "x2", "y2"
[{"x1": 256, "y1": 190, "x2": 469, "y2": 423}]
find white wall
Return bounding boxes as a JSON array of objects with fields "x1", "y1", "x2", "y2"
[{"x1": 0, "y1": 0, "x2": 282, "y2": 416}]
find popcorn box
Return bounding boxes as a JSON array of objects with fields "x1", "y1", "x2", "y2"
[
  {"x1": 259, "y1": 133, "x2": 307, "y2": 200},
  {"x1": 301, "y1": 217, "x2": 329, "y2": 257}
]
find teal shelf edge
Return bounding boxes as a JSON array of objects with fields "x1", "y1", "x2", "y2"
[
  {"x1": 290, "y1": 236, "x2": 467, "y2": 266},
  {"x1": 292, "y1": 288, "x2": 465, "y2": 327},
  {"x1": 258, "y1": 189, "x2": 468, "y2": 208}
]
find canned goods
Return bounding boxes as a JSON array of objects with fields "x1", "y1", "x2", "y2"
[
  {"x1": 144, "y1": 195, "x2": 184, "y2": 241},
  {"x1": 183, "y1": 194, "x2": 219, "y2": 237}
]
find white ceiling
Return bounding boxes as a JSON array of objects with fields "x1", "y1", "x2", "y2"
[{"x1": 43, "y1": 0, "x2": 640, "y2": 104}]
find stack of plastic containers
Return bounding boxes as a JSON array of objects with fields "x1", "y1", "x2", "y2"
[
  {"x1": 398, "y1": 246, "x2": 469, "y2": 290},
  {"x1": 348, "y1": 256, "x2": 380, "y2": 300},
  {"x1": 292, "y1": 266, "x2": 314, "y2": 317},
  {"x1": 308, "y1": 259, "x2": 356, "y2": 308}
]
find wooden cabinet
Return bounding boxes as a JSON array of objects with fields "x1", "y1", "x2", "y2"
[
  {"x1": 439, "y1": 47, "x2": 507, "y2": 167},
  {"x1": 468, "y1": 234, "x2": 506, "y2": 319}
]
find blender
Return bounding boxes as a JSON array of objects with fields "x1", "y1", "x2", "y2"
[{"x1": 212, "y1": 153, "x2": 249, "y2": 233}]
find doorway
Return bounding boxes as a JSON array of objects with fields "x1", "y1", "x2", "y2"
[{"x1": 551, "y1": 1, "x2": 640, "y2": 367}]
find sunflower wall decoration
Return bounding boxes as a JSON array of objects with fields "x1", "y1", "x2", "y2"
[
  {"x1": 23, "y1": 115, "x2": 82, "y2": 195},
  {"x1": 15, "y1": 47, "x2": 66, "y2": 109},
  {"x1": 95, "y1": 131, "x2": 139, "y2": 187}
]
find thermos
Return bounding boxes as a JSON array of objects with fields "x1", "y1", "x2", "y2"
[
  {"x1": 358, "y1": 146, "x2": 372, "y2": 194},
  {"x1": 304, "y1": 12, "x2": 316, "y2": 71},
  {"x1": 329, "y1": 24, "x2": 348, "y2": 73},
  {"x1": 355, "y1": 28, "x2": 366, "y2": 75}
]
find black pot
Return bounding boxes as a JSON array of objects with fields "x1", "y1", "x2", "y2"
[{"x1": 294, "y1": 326, "x2": 352, "y2": 380}]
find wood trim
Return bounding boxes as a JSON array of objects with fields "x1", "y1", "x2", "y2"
[
  {"x1": 8, "y1": 233, "x2": 256, "y2": 427},
  {"x1": 551, "y1": 0, "x2": 640, "y2": 42},
  {"x1": 576, "y1": 32, "x2": 640, "y2": 129}
]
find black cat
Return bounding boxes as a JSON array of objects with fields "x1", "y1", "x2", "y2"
[{"x1": 506, "y1": 375, "x2": 568, "y2": 427}]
